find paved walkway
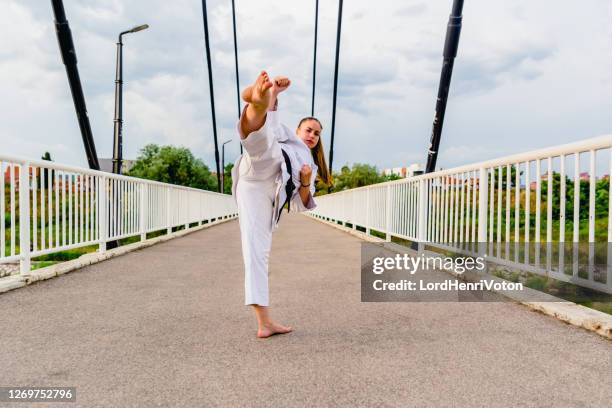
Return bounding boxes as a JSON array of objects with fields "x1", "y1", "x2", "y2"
[{"x1": 1, "y1": 214, "x2": 611, "y2": 407}]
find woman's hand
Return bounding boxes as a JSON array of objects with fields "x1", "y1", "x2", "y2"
[
  {"x1": 268, "y1": 76, "x2": 290, "y2": 111},
  {"x1": 273, "y1": 76, "x2": 291, "y2": 94},
  {"x1": 300, "y1": 164, "x2": 312, "y2": 187},
  {"x1": 298, "y1": 164, "x2": 313, "y2": 207}
]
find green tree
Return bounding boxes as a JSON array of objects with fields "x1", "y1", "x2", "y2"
[
  {"x1": 491, "y1": 165, "x2": 521, "y2": 189},
  {"x1": 538, "y1": 173, "x2": 609, "y2": 221},
  {"x1": 329, "y1": 163, "x2": 390, "y2": 192},
  {"x1": 383, "y1": 173, "x2": 403, "y2": 182},
  {"x1": 595, "y1": 178, "x2": 609, "y2": 217},
  {"x1": 223, "y1": 163, "x2": 234, "y2": 194},
  {"x1": 127, "y1": 144, "x2": 217, "y2": 190}
]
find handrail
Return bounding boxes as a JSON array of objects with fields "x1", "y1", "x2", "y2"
[
  {"x1": 0, "y1": 155, "x2": 238, "y2": 276},
  {"x1": 0, "y1": 153, "x2": 229, "y2": 197},
  {"x1": 332, "y1": 134, "x2": 612, "y2": 193},
  {"x1": 310, "y1": 134, "x2": 612, "y2": 294}
]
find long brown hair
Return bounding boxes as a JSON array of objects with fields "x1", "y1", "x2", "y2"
[{"x1": 298, "y1": 117, "x2": 333, "y2": 186}]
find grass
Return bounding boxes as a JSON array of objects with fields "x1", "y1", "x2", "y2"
[
  {"x1": 31, "y1": 261, "x2": 59, "y2": 271},
  {"x1": 5, "y1": 225, "x2": 173, "y2": 264},
  {"x1": 490, "y1": 268, "x2": 612, "y2": 315},
  {"x1": 372, "y1": 231, "x2": 612, "y2": 316}
]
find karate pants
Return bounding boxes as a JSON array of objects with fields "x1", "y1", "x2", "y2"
[{"x1": 236, "y1": 173, "x2": 278, "y2": 307}]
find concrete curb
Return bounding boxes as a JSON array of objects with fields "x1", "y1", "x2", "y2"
[
  {"x1": 304, "y1": 214, "x2": 385, "y2": 243},
  {"x1": 305, "y1": 214, "x2": 612, "y2": 341},
  {"x1": 0, "y1": 216, "x2": 238, "y2": 295},
  {"x1": 0, "y1": 275, "x2": 26, "y2": 293}
]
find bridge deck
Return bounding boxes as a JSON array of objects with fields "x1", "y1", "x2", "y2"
[{"x1": 1, "y1": 214, "x2": 610, "y2": 407}]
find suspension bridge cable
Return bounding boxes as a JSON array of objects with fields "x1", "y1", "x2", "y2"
[
  {"x1": 425, "y1": 0, "x2": 464, "y2": 173},
  {"x1": 311, "y1": 0, "x2": 319, "y2": 116},
  {"x1": 328, "y1": 0, "x2": 344, "y2": 180},
  {"x1": 231, "y1": 0, "x2": 243, "y2": 154},
  {"x1": 200, "y1": 0, "x2": 222, "y2": 192},
  {"x1": 51, "y1": 0, "x2": 100, "y2": 170}
]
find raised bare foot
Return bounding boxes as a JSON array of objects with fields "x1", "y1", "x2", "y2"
[
  {"x1": 241, "y1": 70, "x2": 273, "y2": 111},
  {"x1": 257, "y1": 321, "x2": 293, "y2": 338}
]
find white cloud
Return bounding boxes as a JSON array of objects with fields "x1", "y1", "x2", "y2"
[{"x1": 1, "y1": 0, "x2": 611, "y2": 174}]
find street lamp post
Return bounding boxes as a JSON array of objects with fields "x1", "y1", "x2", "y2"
[
  {"x1": 108, "y1": 23, "x2": 148, "y2": 250},
  {"x1": 221, "y1": 140, "x2": 232, "y2": 193},
  {"x1": 112, "y1": 24, "x2": 149, "y2": 175}
]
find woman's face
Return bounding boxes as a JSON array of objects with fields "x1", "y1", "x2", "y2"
[{"x1": 296, "y1": 119, "x2": 321, "y2": 149}]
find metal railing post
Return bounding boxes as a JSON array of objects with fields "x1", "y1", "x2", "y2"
[
  {"x1": 199, "y1": 195, "x2": 203, "y2": 226},
  {"x1": 352, "y1": 193, "x2": 356, "y2": 230},
  {"x1": 166, "y1": 187, "x2": 172, "y2": 234},
  {"x1": 184, "y1": 191, "x2": 189, "y2": 230},
  {"x1": 139, "y1": 182, "x2": 147, "y2": 241},
  {"x1": 385, "y1": 184, "x2": 391, "y2": 241},
  {"x1": 98, "y1": 175, "x2": 107, "y2": 252},
  {"x1": 343, "y1": 192, "x2": 347, "y2": 227},
  {"x1": 608, "y1": 149, "x2": 612, "y2": 287},
  {"x1": 417, "y1": 179, "x2": 427, "y2": 253},
  {"x1": 19, "y1": 163, "x2": 31, "y2": 275},
  {"x1": 365, "y1": 188, "x2": 371, "y2": 235},
  {"x1": 478, "y1": 167, "x2": 488, "y2": 260}
]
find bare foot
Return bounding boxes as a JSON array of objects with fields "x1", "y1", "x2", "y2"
[
  {"x1": 241, "y1": 70, "x2": 273, "y2": 112},
  {"x1": 257, "y1": 321, "x2": 293, "y2": 338}
]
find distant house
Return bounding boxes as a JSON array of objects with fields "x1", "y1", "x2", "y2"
[
  {"x1": 4, "y1": 158, "x2": 136, "y2": 188},
  {"x1": 98, "y1": 158, "x2": 135, "y2": 174},
  {"x1": 382, "y1": 163, "x2": 424, "y2": 178},
  {"x1": 525, "y1": 172, "x2": 609, "y2": 190},
  {"x1": 3, "y1": 165, "x2": 38, "y2": 187},
  {"x1": 3, "y1": 164, "x2": 111, "y2": 191},
  {"x1": 3, "y1": 166, "x2": 14, "y2": 184}
]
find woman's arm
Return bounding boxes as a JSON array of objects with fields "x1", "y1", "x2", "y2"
[
  {"x1": 297, "y1": 164, "x2": 315, "y2": 208},
  {"x1": 298, "y1": 185, "x2": 311, "y2": 207}
]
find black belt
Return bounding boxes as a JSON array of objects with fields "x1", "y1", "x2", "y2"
[{"x1": 276, "y1": 148, "x2": 295, "y2": 223}]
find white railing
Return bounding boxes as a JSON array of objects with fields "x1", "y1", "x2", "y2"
[
  {"x1": 309, "y1": 135, "x2": 612, "y2": 294},
  {"x1": 0, "y1": 154, "x2": 237, "y2": 276}
]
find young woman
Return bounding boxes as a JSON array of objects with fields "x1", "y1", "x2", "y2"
[{"x1": 231, "y1": 71, "x2": 332, "y2": 338}]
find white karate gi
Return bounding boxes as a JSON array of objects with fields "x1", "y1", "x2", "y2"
[{"x1": 231, "y1": 107, "x2": 318, "y2": 306}]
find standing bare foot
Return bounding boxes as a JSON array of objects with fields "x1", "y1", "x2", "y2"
[
  {"x1": 241, "y1": 70, "x2": 273, "y2": 112},
  {"x1": 257, "y1": 321, "x2": 293, "y2": 339}
]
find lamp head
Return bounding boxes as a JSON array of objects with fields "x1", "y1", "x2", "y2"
[{"x1": 130, "y1": 24, "x2": 149, "y2": 33}]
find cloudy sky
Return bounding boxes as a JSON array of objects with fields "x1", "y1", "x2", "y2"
[{"x1": 1, "y1": 0, "x2": 611, "y2": 173}]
